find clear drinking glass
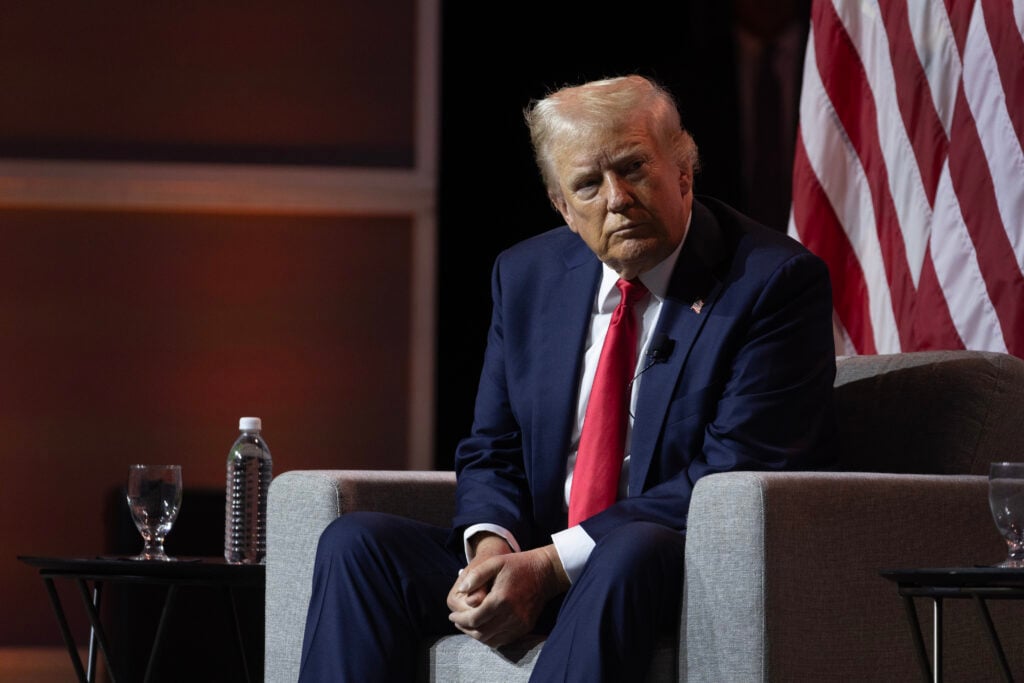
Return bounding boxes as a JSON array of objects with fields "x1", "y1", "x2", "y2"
[
  {"x1": 126, "y1": 464, "x2": 183, "y2": 561},
  {"x1": 988, "y1": 462, "x2": 1024, "y2": 568}
]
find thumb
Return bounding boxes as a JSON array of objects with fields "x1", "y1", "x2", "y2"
[{"x1": 459, "y1": 556, "x2": 500, "y2": 594}]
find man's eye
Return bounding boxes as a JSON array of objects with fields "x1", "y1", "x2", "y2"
[{"x1": 626, "y1": 159, "x2": 646, "y2": 174}]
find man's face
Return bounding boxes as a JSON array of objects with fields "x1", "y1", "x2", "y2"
[{"x1": 549, "y1": 111, "x2": 693, "y2": 280}]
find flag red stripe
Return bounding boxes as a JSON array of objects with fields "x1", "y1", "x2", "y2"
[
  {"x1": 791, "y1": 132, "x2": 877, "y2": 354},
  {"x1": 813, "y1": 0, "x2": 916, "y2": 348},
  {"x1": 912, "y1": 247, "x2": 966, "y2": 351},
  {"x1": 878, "y1": 0, "x2": 949, "y2": 205},
  {"x1": 982, "y1": 0, "x2": 1024, "y2": 152},
  {"x1": 947, "y1": 83, "x2": 1024, "y2": 354},
  {"x1": 946, "y1": 0, "x2": 975, "y2": 58}
]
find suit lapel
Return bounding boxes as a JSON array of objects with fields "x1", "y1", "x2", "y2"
[
  {"x1": 532, "y1": 245, "x2": 600, "y2": 525},
  {"x1": 628, "y1": 201, "x2": 727, "y2": 494}
]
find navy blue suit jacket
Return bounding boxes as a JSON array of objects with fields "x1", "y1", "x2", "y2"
[{"x1": 451, "y1": 196, "x2": 837, "y2": 552}]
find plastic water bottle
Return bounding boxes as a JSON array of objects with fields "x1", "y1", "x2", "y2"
[{"x1": 224, "y1": 416, "x2": 273, "y2": 564}]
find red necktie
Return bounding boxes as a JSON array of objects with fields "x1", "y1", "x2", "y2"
[{"x1": 568, "y1": 278, "x2": 648, "y2": 526}]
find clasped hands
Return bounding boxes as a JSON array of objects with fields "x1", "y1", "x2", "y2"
[{"x1": 447, "y1": 533, "x2": 570, "y2": 648}]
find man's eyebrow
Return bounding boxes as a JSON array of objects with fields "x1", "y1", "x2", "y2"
[
  {"x1": 564, "y1": 164, "x2": 599, "y2": 183},
  {"x1": 610, "y1": 145, "x2": 648, "y2": 162}
]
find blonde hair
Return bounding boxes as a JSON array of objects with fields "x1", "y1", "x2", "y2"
[{"x1": 524, "y1": 75, "x2": 700, "y2": 194}]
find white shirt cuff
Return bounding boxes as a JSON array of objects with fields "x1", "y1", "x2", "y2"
[
  {"x1": 550, "y1": 525, "x2": 596, "y2": 584},
  {"x1": 463, "y1": 523, "x2": 520, "y2": 562}
]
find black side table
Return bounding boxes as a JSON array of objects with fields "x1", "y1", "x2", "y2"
[
  {"x1": 880, "y1": 566, "x2": 1024, "y2": 683},
  {"x1": 18, "y1": 555, "x2": 265, "y2": 683}
]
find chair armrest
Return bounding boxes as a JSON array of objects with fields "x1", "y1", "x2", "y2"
[
  {"x1": 684, "y1": 471, "x2": 1003, "y2": 682},
  {"x1": 264, "y1": 469, "x2": 456, "y2": 683}
]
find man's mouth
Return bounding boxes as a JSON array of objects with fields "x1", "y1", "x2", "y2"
[{"x1": 610, "y1": 222, "x2": 647, "y2": 237}]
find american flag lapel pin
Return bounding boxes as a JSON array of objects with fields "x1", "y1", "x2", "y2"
[{"x1": 691, "y1": 298, "x2": 704, "y2": 314}]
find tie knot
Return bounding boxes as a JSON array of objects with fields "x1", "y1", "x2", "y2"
[{"x1": 616, "y1": 278, "x2": 648, "y2": 308}]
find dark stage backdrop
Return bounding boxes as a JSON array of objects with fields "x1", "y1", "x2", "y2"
[{"x1": 434, "y1": 1, "x2": 810, "y2": 469}]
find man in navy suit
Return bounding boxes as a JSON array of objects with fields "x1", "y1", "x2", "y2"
[{"x1": 299, "y1": 74, "x2": 836, "y2": 682}]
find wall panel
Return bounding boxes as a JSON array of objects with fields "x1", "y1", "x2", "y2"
[{"x1": 0, "y1": 1, "x2": 415, "y2": 165}]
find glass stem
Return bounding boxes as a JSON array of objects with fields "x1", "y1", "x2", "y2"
[{"x1": 144, "y1": 537, "x2": 165, "y2": 558}]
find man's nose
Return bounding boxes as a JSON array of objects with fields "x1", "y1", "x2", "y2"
[{"x1": 605, "y1": 174, "x2": 634, "y2": 212}]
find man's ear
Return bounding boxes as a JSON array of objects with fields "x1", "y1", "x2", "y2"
[
  {"x1": 549, "y1": 193, "x2": 577, "y2": 232},
  {"x1": 678, "y1": 169, "x2": 693, "y2": 197}
]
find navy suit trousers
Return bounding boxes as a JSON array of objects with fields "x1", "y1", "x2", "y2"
[{"x1": 298, "y1": 512, "x2": 686, "y2": 682}]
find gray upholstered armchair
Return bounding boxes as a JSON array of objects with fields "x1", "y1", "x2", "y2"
[{"x1": 265, "y1": 350, "x2": 1024, "y2": 681}]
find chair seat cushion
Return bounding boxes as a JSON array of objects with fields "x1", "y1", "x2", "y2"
[{"x1": 426, "y1": 634, "x2": 678, "y2": 681}]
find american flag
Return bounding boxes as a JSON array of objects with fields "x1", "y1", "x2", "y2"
[{"x1": 788, "y1": 0, "x2": 1024, "y2": 358}]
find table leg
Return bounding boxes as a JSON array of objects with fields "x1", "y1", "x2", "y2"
[
  {"x1": 86, "y1": 582, "x2": 103, "y2": 683},
  {"x1": 932, "y1": 598, "x2": 943, "y2": 683},
  {"x1": 75, "y1": 579, "x2": 118, "y2": 683},
  {"x1": 901, "y1": 594, "x2": 933, "y2": 682},
  {"x1": 227, "y1": 586, "x2": 252, "y2": 682},
  {"x1": 971, "y1": 594, "x2": 1014, "y2": 682},
  {"x1": 143, "y1": 584, "x2": 178, "y2": 683},
  {"x1": 42, "y1": 577, "x2": 88, "y2": 683}
]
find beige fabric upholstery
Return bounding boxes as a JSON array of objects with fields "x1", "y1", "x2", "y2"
[
  {"x1": 833, "y1": 351, "x2": 1024, "y2": 474},
  {"x1": 266, "y1": 350, "x2": 1024, "y2": 682},
  {"x1": 265, "y1": 470, "x2": 455, "y2": 683},
  {"x1": 685, "y1": 472, "x2": 1021, "y2": 681}
]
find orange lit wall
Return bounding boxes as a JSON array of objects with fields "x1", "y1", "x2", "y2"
[
  {"x1": 0, "y1": 2, "x2": 414, "y2": 165},
  {"x1": 0, "y1": 0, "x2": 432, "y2": 647}
]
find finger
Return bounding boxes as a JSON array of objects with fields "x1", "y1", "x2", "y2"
[
  {"x1": 452, "y1": 623, "x2": 489, "y2": 643},
  {"x1": 451, "y1": 616, "x2": 508, "y2": 648},
  {"x1": 446, "y1": 581, "x2": 467, "y2": 611},
  {"x1": 447, "y1": 592, "x2": 483, "y2": 614},
  {"x1": 447, "y1": 591, "x2": 467, "y2": 612},
  {"x1": 447, "y1": 576, "x2": 490, "y2": 611},
  {"x1": 456, "y1": 571, "x2": 481, "y2": 595},
  {"x1": 473, "y1": 621, "x2": 520, "y2": 649},
  {"x1": 448, "y1": 568, "x2": 483, "y2": 608},
  {"x1": 448, "y1": 605, "x2": 490, "y2": 632},
  {"x1": 449, "y1": 590, "x2": 505, "y2": 630},
  {"x1": 450, "y1": 604, "x2": 525, "y2": 649},
  {"x1": 462, "y1": 586, "x2": 487, "y2": 607},
  {"x1": 458, "y1": 556, "x2": 502, "y2": 595}
]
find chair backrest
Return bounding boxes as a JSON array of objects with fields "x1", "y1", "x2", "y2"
[{"x1": 833, "y1": 350, "x2": 1024, "y2": 475}]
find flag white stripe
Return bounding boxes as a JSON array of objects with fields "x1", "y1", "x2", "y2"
[
  {"x1": 799, "y1": 29, "x2": 902, "y2": 352},
  {"x1": 833, "y1": 0, "x2": 933, "y2": 285},
  {"x1": 931, "y1": 162, "x2": 1009, "y2": 352},
  {"x1": 962, "y1": 3, "x2": 1024, "y2": 272},
  {"x1": 906, "y1": 0, "x2": 961, "y2": 137}
]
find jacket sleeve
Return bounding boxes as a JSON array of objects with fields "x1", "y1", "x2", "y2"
[{"x1": 448, "y1": 253, "x2": 537, "y2": 552}]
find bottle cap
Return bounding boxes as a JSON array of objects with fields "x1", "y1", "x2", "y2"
[{"x1": 239, "y1": 417, "x2": 262, "y2": 431}]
